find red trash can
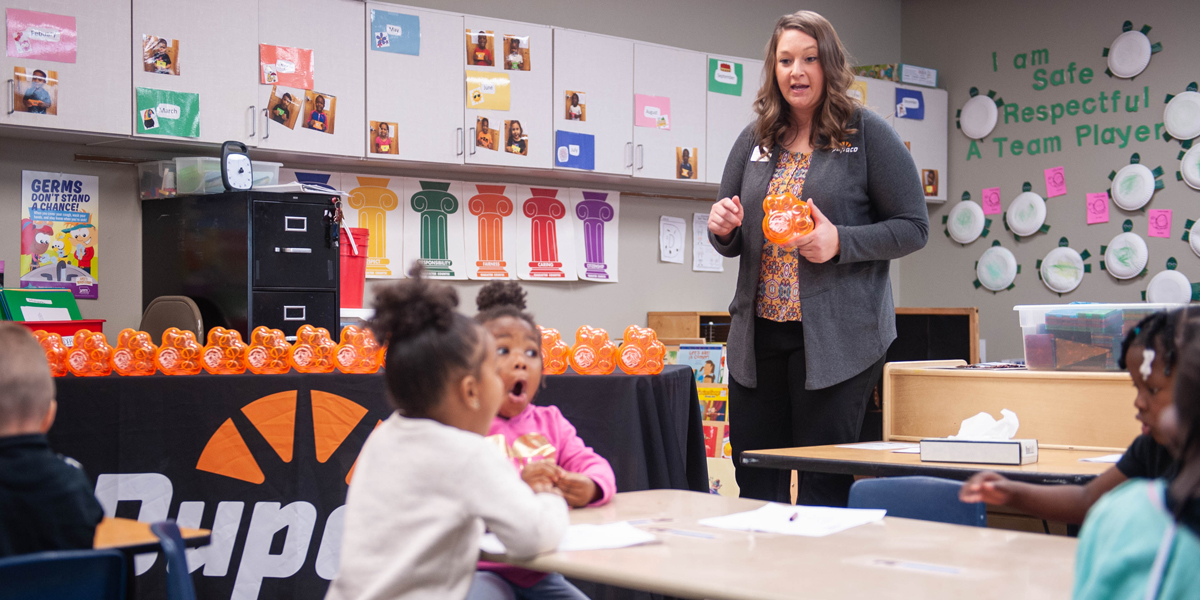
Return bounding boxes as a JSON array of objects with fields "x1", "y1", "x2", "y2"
[{"x1": 340, "y1": 227, "x2": 370, "y2": 309}]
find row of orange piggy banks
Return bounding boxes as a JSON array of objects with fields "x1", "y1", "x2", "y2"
[
  {"x1": 540, "y1": 325, "x2": 667, "y2": 376},
  {"x1": 33, "y1": 325, "x2": 383, "y2": 377}
]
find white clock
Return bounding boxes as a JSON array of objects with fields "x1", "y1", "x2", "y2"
[{"x1": 222, "y1": 140, "x2": 254, "y2": 191}]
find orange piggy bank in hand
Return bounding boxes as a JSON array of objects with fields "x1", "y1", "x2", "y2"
[
  {"x1": 112, "y1": 329, "x2": 159, "y2": 376},
  {"x1": 618, "y1": 325, "x2": 666, "y2": 375},
  {"x1": 67, "y1": 329, "x2": 114, "y2": 377},
  {"x1": 762, "y1": 192, "x2": 814, "y2": 246},
  {"x1": 33, "y1": 330, "x2": 70, "y2": 377},
  {"x1": 540, "y1": 327, "x2": 570, "y2": 375},
  {"x1": 290, "y1": 325, "x2": 336, "y2": 373},
  {"x1": 157, "y1": 327, "x2": 203, "y2": 375},
  {"x1": 335, "y1": 325, "x2": 381, "y2": 374},
  {"x1": 569, "y1": 326, "x2": 618, "y2": 375},
  {"x1": 202, "y1": 327, "x2": 248, "y2": 375},
  {"x1": 246, "y1": 326, "x2": 291, "y2": 375}
]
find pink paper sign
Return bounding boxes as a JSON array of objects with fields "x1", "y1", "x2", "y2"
[
  {"x1": 1044, "y1": 166, "x2": 1066, "y2": 198},
  {"x1": 634, "y1": 94, "x2": 671, "y2": 130},
  {"x1": 1085, "y1": 192, "x2": 1109, "y2": 224},
  {"x1": 6, "y1": 9, "x2": 77, "y2": 63},
  {"x1": 1148, "y1": 209, "x2": 1172, "y2": 238},
  {"x1": 981, "y1": 187, "x2": 1002, "y2": 215}
]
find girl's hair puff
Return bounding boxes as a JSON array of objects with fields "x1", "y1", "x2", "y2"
[{"x1": 475, "y1": 281, "x2": 538, "y2": 332}]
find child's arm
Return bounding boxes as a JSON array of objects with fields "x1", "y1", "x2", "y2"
[
  {"x1": 469, "y1": 443, "x2": 568, "y2": 559},
  {"x1": 959, "y1": 466, "x2": 1128, "y2": 524},
  {"x1": 545, "y1": 406, "x2": 617, "y2": 507}
]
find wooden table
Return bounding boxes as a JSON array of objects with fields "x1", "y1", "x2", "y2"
[
  {"x1": 486, "y1": 490, "x2": 1076, "y2": 600},
  {"x1": 94, "y1": 517, "x2": 211, "y2": 553},
  {"x1": 742, "y1": 444, "x2": 1115, "y2": 485}
]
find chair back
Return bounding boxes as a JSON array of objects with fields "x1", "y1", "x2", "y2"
[
  {"x1": 150, "y1": 521, "x2": 198, "y2": 600},
  {"x1": 140, "y1": 295, "x2": 203, "y2": 342},
  {"x1": 848, "y1": 476, "x2": 987, "y2": 527},
  {"x1": 0, "y1": 548, "x2": 126, "y2": 600}
]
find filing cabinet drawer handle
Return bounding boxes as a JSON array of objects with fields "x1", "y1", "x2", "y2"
[
  {"x1": 285, "y1": 216, "x2": 308, "y2": 231},
  {"x1": 283, "y1": 306, "x2": 306, "y2": 321},
  {"x1": 275, "y1": 247, "x2": 312, "y2": 254}
]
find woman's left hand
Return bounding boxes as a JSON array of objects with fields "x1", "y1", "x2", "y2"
[{"x1": 787, "y1": 200, "x2": 840, "y2": 263}]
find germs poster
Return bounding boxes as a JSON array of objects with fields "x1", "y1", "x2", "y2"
[{"x1": 20, "y1": 171, "x2": 100, "y2": 299}]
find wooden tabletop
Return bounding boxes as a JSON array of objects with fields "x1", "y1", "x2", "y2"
[
  {"x1": 94, "y1": 517, "x2": 211, "y2": 553},
  {"x1": 487, "y1": 490, "x2": 1076, "y2": 600},
  {"x1": 742, "y1": 444, "x2": 1116, "y2": 485}
]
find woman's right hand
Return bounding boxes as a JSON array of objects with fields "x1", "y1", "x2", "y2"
[
  {"x1": 708, "y1": 195, "x2": 743, "y2": 241},
  {"x1": 959, "y1": 471, "x2": 1015, "y2": 505}
]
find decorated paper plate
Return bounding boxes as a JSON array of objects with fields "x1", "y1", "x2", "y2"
[
  {"x1": 1191, "y1": 220, "x2": 1200, "y2": 258},
  {"x1": 977, "y1": 246, "x2": 1018, "y2": 292},
  {"x1": 947, "y1": 201, "x2": 986, "y2": 244},
  {"x1": 1040, "y1": 247, "x2": 1085, "y2": 294},
  {"x1": 1006, "y1": 192, "x2": 1046, "y2": 236},
  {"x1": 1145, "y1": 270, "x2": 1192, "y2": 304},
  {"x1": 1107, "y1": 30, "x2": 1152, "y2": 78},
  {"x1": 1164, "y1": 91, "x2": 1200, "y2": 141},
  {"x1": 959, "y1": 94, "x2": 998, "y2": 139},
  {"x1": 1180, "y1": 145, "x2": 1200, "y2": 191},
  {"x1": 1111, "y1": 164, "x2": 1156, "y2": 210},
  {"x1": 1104, "y1": 232, "x2": 1149, "y2": 279}
]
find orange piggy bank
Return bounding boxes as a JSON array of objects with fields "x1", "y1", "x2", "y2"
[
  {"x1": 335, "y1": 326, "x2": 381, "y2": 374},
  {"x1": 33, "y1": 330, "x2": 70, "y2": 377},
  {"x1": 202, "y1": 327, "x2": 248, "y2": 375},
  {"x1": 289, "y1": 325, "x2": 336, "y2": 373},
  {"x1": 157, "y1": 327, "x2": 203, "y2": 375},
  {"x1": 111, "y1": 329, "x2": 159, "y2": 376},
  {"x1": 66, "y1": 329, "x2": 114, "y2": 377},
  {"x1": 569, "y1": 326, "x2": 618, "y2": 375},
  {"x1": 540, "y1": 327, "x2": 570, "y2": 375},
  {"x1": 617, "y1": 325, "x2": 666, "y2": 375},
  {"x1": 246, "y1": 326, "x2": 292, "y2": 375},
  {"x1": 762, "y1": 192, "x2": 814, "y2": 246}
]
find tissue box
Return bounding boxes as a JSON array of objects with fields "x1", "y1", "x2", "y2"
[{"x1": 919, "y1": 438, "x2": 1038, "y2": 465}]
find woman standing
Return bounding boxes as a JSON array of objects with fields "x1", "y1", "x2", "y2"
[{"x1": 707, "y1": 11, "x2": 928, "y2": 506}]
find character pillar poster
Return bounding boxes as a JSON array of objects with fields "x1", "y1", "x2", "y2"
[
  {"x1": 464, "y1": 182, "x2": 517, "y2": 280},
  {"x1": 568, "y1": 188, "x2": 619, "y2": 282},
  {"x1": 20, "y1": 170, "x2": 99, "y2": 298},
  {"x1": 402, "y1": 178, "x2": 467, "y2": 280},
  {"x1": 344, "y1": 175, "x2": 405, "y2": 279},
  {"x1": 516, "y1": 186, "x2": 577, "y2": 281}
]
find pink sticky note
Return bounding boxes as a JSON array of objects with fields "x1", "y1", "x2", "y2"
[
  {"x1": 1085, "y1": 192, "x2": 1109, "y2": 225},
  {"x1": 634, "y1": 94, "x2": 671, "y2": 130},
  {"x1": 1148, "y1": 209, "x2": 1172, "y2": 238},
  {"x1": 6, "y1": 9, "x2": 77, "y2": 63},
  {"x1": 1044, "y1": 166, "x2": 1067, "y2": 198},
  {"x1": 981, "y1": 187, "x2": 1002, "y2": 215}
]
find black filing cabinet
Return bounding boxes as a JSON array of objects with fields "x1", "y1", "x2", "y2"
[{"x1": 142, "y1": 191, "x2": 340, "y2": 339}]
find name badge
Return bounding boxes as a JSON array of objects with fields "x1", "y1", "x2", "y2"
[{"x1": 749, "y1": 146, "x2": 770, "y2": 163}]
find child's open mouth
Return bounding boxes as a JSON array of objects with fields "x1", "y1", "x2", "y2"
[{"x1": 509, "y1": 380, "x2": 527, "y2": 403}]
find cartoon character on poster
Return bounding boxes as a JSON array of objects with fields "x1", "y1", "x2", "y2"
[
  {"x1": 465, "y1": 184, "x2": 516, "y2": 279},
  {"x1": 19, "y1": 171, "x2": 100, "y2": 299},
  {"x1": 345, "y1": 176, "x2": 403, "y2": 278},
  {"x1": 403, "y1": 180, "x2": 468, "y2": 280},
  {"x1": 517, "y1": 187, "x2": 577, "y2": 281}
]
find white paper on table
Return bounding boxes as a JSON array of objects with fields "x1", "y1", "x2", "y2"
[
  {"x1": 480, "y1": 522, "x2": 658, "y2": 555},
  {"x1": 692, "y1": 212, "x2": 724, "y2": 272},
  {"x1": 1079, "y1": 454, "x2": 1123, "y2": 464},
  {"x1": 698, "y1": 502, "x2": 885, "y2": 537},
  {"x1": 659, "y1": 216, "x2": 685, "y2": 264},
  {"x1": 835, "y1": 442, "x2": 918, "y2": 451},
  {"x1": 892, "y1": 447, "x2": 922, "y2": 454},
  {"x1": 20, "y1": 306, "x2": 71, "y2": 321}
]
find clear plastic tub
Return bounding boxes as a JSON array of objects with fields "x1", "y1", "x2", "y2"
[
  {"x1": 253, "y1": 161, "x2": 282, "y2": 188},
  {"x1": 1015, "y1": 303, "x2": 1184, "y2": 371},
  {"x1": 136, "y1": 160, "x2": 177, "y2": 199},
  {"x1": 174, "y1": 158, "x2": 283, "y2": 195}
]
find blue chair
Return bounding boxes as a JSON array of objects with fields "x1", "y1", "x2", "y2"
[
  {"x1": 848, "y1": 476, "x2": 987, "y2": 527},
  {"x1": 0, "y1": 548, "x2": 127, "y2": 600},
  {"x1": 151, "y1": 521, "x2": 198, "y2": 600}
]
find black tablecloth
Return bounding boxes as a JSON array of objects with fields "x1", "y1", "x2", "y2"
[{"x1": 47, "y1": 365, "x2": 705, "y2": 600}]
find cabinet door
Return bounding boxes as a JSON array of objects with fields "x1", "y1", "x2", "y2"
[
  {"x1": 257, "y1": 0, "x2": 365, "y2": 157},
  {"x1": 132, "y1": 0, "x2": 258, "y2": 145},
  {"x1": 463, "y1": 16, "x2": 551, "y2": 169},
  {"x1": 632, "y1": 44, "x2": 707, "y2": 182},
  {"x1": 705, "y1": 54, "x2": 763, "y2": 184},
  {"x1": 551, "y1": 29, "x2": 633, "y2": 176},
  {"x1": 366, "y1": 3, "x2": 463, "y2": 164},
  {"x1": 890, "y1": 85, "x2": 948, "y2": 202},
  {"x1": 0, "y1": 0, "x2": 129, "y2": 134}
]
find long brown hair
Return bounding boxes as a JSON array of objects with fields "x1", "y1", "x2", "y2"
[{"x1": 754, "y1": 11, "x2": 859, "y2": 152}]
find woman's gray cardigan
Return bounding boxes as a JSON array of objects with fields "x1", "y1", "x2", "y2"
[{"x1": 709, "y1": 108, "x2": 929, "y2": 390}]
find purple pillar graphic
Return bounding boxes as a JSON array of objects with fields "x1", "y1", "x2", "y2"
[{"x1": 574, "y1": 191, "x2": 614, "y2": 279}]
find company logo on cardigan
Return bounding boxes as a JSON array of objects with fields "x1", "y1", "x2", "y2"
[{"x1": 831, "y1": 141, "x2": 859, "y2": 153}]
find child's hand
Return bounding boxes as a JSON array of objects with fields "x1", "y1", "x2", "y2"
[
  {"x1": 556, "y1": 472, "x2": 600, "y2": 508},
  {"x1": 521, "y1": 460, "x2": 561, "y2": 492},
  {"x1": 959, "y1": 471, "x2": 1015, "y2": 505}
]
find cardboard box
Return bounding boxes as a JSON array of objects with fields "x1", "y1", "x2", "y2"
[
  {"x1": 853, "y1": 63, "x2": 938, "y2": 88},
  {"x1": 920, "y1": 438, "x2": 1039, "y2": 465}
]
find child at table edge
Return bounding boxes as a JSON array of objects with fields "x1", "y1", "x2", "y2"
[
  {"x1": 1073, "y1": 314, "x2": 1200, "y2": 599},
  {"x1": 325, "y1": 266, "x2": 568, "y2": 600},
  {"x1": 470, "y1": 281, "x2": 616, "y2": 600},
  {"x1": 960, "y1": 309, "x2": 1189, "y2": 524}
]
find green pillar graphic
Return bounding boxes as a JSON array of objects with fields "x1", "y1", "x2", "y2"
[{"x1": 411, "y1": 181, "x2": 459, "y2": 274}]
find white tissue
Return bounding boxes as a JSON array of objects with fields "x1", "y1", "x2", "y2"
[{"x1": 948, "y1": 409, "x2": 1020, "y2": 441}]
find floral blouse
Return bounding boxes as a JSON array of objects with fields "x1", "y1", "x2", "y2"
[{"x1": 756, "y1": 150, "x2": 810, "y2": 322}]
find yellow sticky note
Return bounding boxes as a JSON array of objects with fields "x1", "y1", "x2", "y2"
[
  {"x1": 848, "y1": 80, "x2": 867, "y2": 104},
  {"x1": 465, "y1": 70, "x2": 511, "y2": 111}
]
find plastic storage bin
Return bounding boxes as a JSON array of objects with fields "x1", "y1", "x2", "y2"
[
  {"x1": 137, "y1": 160, "x2": 177, "y2": 199},
  {"x1": 1015, "y1": 303, "x2": 1182, "y2": 371},
  {"x1": 174, "y1": 157, "x2": 283, "y2": 195}
]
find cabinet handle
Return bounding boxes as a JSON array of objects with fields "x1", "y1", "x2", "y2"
[
  {"x1": 275, "y1": 247, "x2": 312, "y2": 254},
  {"x1": 284, "y1": 216, "x2": 307, "y2": 231},
  {"x1": 636, "y1": 144, "x2": 644, "y2": 170},
  {"x1": 456, "y1": 127, "x2": 464, "y2": 156},
  {"x1": 262, "y1": 108, "x2": 270, "y2": 140},
  {"x1": 283, "y1": 306, "x2": 307, "y2": 321},
  {"x1": 249, "y1": 105, "x2": 256, "y2": 138},
  {"x1": 469, "y1": 127, "x2": 476, "y2": 155},
  {"x1": 625, "y1": 142, "x2": 633, "y2": 168},
  {"x1": 6, "y1": 80, "x2": 13, "y2": 115}
]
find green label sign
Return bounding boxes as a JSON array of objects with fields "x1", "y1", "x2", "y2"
[
  {"x1": 136, "y1": 87, "x2": 200, "y2": 138},
  {"x1": 708, "y1": 58, "x2": 743, "y2": 96}
]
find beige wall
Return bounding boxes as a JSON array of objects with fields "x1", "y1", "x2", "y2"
[{"x1": 899, "y1": 0, "x2": 1200, "y2": 360}]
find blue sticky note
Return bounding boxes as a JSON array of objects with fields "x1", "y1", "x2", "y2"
[
  {"x1": 555, "y1": 131, "x2": 595, "y2": 171},
  {"x1": 896, "y1": 88, "x2": 924, "y2": 120},
  {"x1": 370, "y1": 10, "x2": 420, "y2": 56}
]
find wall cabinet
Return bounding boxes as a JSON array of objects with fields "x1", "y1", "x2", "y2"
[
  {"x1": 705, "y1": 54, "x2": 764, "y2": 185},
  {"x1": 632, "y1": 43, "x2": 707, "y2": 182},
  {"x1": 551, "y1": 29, "x2": 634, "y2": 176},
  {"x1": 0, "y1": 0, "x2": 130, "y2": 135},
  {"x1": 132, "y1": 0, "x2": 258, "y2": 145}
]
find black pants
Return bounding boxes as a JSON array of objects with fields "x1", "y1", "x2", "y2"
[{"x1": 729, "y1": 318, "x2": 885, "y2": 506}]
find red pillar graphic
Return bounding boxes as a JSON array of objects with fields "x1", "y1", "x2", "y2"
[{"x1": 524, "y1": 188, "x2": 566, "y2": 278}]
